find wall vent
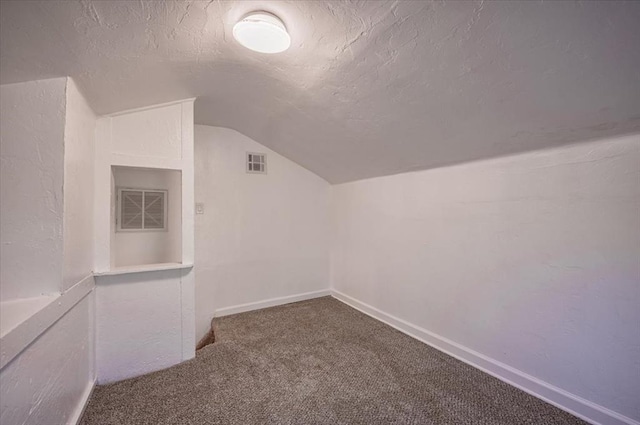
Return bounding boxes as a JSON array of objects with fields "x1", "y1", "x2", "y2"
[
  {"x1": 247, "y1": 152, "x2": 267, "y2": 174},
  {"x1": 117, "y1": 188, "x2": 167, "y2": 231}
]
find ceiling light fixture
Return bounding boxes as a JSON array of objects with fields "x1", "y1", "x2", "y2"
[{"x1": 233, "y1": 12, "x2": 291, "y2": 54}]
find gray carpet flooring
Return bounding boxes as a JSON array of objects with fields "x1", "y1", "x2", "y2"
[{"x1": 81, "y1": 297, "x2": 587, "y2": 425}]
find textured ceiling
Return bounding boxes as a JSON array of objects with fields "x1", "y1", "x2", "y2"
[{"x1": 2, "y1": 1, "x2": 639, "y2": 183}]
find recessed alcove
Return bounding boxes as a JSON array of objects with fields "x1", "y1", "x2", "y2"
[{"x1": 110, "y1": 166, "x2": 182, "y2": 269}]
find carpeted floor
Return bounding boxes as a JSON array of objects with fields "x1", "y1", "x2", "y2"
[{"x1": 81, "y1": 297, "x2": 586, "y2": 425}]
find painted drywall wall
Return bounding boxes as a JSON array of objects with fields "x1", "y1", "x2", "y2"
[
  {"x1": 94, "y1": 100, "x2": 195, "y2": 383},
  {"x1": 194, "y1": 126, "x2": 331, "y2": 340},
  {"x1": 110, "y1": 103, "x2": 182, "y2": 161},
  {"x1": 112, "y1": 167, "x2": 182, "y2": 267},
  {"x1": 0, "y1": 293, "x2": 94, "y2": 425},
  {"x1": 95, "y1": 270, "x2": 184, "y2": 384},
  {"x1": 63, "y1": 78, "x2": 97, "y2": 290},
  {"x1": 1, "y1": 77, "x2": 97, "y2": 425},
  {"x1": 330, "y1": 134, "x2": 640, "y2": 423},
  {"x1": 0, "y1": 78, "x2": 66, "y2": 300},
  {"x1": 95, "y1": 100, "x2": 195, "y2": 272}
]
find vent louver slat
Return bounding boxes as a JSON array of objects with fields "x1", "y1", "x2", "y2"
[
  {"x1": 144, "y1": 191, "x2": 165, "y2": 229},
  {"x1": 247, "y1": 152, "x2": 267, "y2": 174},
  {"x1": 117, "y1": 188, "x2": 167, "y2": 232},
  {"x1": 121, "y1": 190, "x2": 143, "y2": 229}
]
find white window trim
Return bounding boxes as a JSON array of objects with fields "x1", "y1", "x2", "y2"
[
  {"x1": 116, "y1": 187, "x2": 168, "y2": 232},
  {"x1": 246, "y1": 152, "x2": 267, "y2": 174}
]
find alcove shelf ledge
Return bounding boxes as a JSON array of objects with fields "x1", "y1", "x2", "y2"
[
  {"x1": 94, "y1": 262, "x2": 194, "y2": 277},
  {"x1": 1, "y1": 295, "x2": 62, "y2": 370},
  {"x1": 0, "y1": 275, "x2": 94, "y2": 370},
  {"x1": 0, "y1": 295, "x2": 57, "y2": 340}
]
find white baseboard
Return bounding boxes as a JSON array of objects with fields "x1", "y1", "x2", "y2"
[
  {"x1": 215, "y1": 289, "x2": 331, "y2": 318},
  {"x1": 69, "y1": 378, "x2": 96, "y2": 425},
  {"x1": 331, "y1": 290, "x2": 638, "y2": 425}
]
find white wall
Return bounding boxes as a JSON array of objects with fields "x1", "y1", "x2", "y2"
[
  {"x1": 110, "y1": 103, "x2": 182, "y2": 161},
  {"x1": 94, "y1": 100, "x2": 195, "y2": 383},
  {"x1": 112, "y1": 167, "x2": 182, "y2": 267},
  {"x1": 194, "y1": 126, "x2": 331, "y2": 340},
  {"x1": 330, "y1": 134, "x2": 640, "y2": 424},
  {"x1": 94, "y1": 101, "x2": 194, "y2": 272},
  {"x1": 63, "y1": 79, "x2": 97, "y2": 291},
  {"x1": 0, "y1": 295, "x2": 94, "y2": 425},
  {"x1": 0, "y1": 78, "x2": 66, "y2": 300},
  {"x1": 96, "y1": 270, "x2": 184, "y2": 384},
  {"x1": 0, "y1": 77, "x2": 96, "y2": 425}
]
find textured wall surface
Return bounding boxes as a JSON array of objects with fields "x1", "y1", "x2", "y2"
[
  {"x1": 0, "y1": 295, "x2": 94, "y2": 425},
  {"x1": 112, "y1": 167, "x2": 182, "y2": 267},
  {"x1": 94, "y1": 100, "x2": 195, "y2": 384},
  {"x1": 1, "y1": 77, "x2": 97, "y2": 425},
  {"x1": 194, "y1": 126, "x2": 331, "y2": 340},
  {"x1": 95, "y1": 101, "x2": 194, "y2": 271},
  {"x1": 63, "y1": 78, "x2": 97, "y2": 290},
  {"x1": 331, "y1": 134, "x2": 640, "y2": 421},
  {"x1": 95, "y1": 270, "x2": 184, "y2": 384},
  {"x1": 110, "y1": 103, "x2": 183, "y2": 161},
  {"x1": 0, "y1": 78, "x2": 67, "y2": 300},
  {"x1": 1, "y1": 1, "x2": 639, "y2": 183}
]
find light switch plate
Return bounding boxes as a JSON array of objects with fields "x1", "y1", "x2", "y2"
[{"x1": 195, "y1": 202, "x2": 205, "y2": 214}]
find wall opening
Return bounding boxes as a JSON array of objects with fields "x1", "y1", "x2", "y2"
[{"x1": 110, "y1": 166, "x2": 182, "y2": 268}]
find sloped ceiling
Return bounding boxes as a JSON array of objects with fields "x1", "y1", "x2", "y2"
[{"x1": 1, "y1": 0, "x2": 639, "y2": 183}]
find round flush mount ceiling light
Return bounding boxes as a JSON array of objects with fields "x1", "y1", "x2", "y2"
[{"x1": 233, "y1": 12, "x2": 291, "y2": 54}]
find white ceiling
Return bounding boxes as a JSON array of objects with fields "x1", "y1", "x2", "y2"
[{"x1": 2, "y1": 1, "x2": 639, "y2": 183}]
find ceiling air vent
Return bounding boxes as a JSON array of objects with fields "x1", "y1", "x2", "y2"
[{"x1": 247, "y1": 152, "x2": 267, "y2": 174}]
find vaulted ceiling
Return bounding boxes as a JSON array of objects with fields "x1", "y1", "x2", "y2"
[{"x1": 2, "y1": 1, "x2": 639, "y2": 183}]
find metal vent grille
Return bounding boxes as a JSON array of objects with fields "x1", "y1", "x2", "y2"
[
  {"x1": 117, "y1": 188, "x2": 167, "y2": 231},
  {"x1": 143, "y1": 191, "x2": 165, "y2": 229},
  {"x1": 247, "y1": 152, "x2": 267, "y2": 174},
  {"x1": 121, "y1": 190, "x2": 143, "y2": 229}
]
